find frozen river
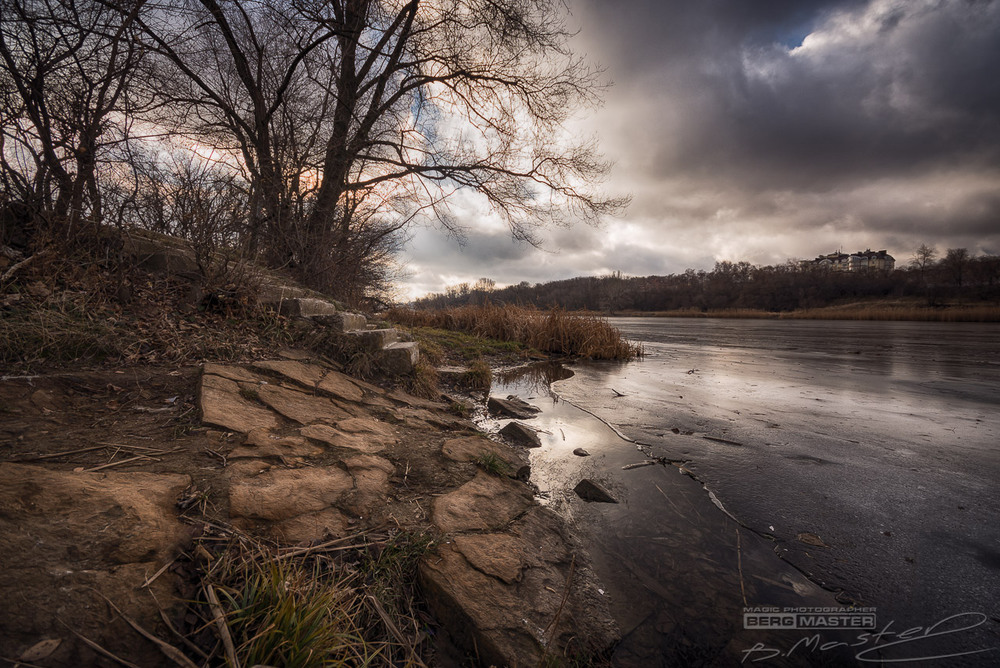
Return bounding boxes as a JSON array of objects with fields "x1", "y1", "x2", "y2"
[{"x1": 492, "y1": 318, "x2": 1000, "y2": 665}]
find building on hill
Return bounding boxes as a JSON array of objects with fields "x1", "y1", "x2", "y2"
[{"x1": 802, "y1": 249, "x2": 895, "y2": 272}]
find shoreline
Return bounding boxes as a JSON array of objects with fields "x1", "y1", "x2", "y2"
[
  {"x1": 575, "y1": 303, "x2": 1000, "y2": 322},
  {"x1": 484, "y1": 362, "x2": 863, "y2": 665}
]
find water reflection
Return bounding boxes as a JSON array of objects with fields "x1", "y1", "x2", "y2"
[
  {"x1": 551, "y1": 318, "x2": 1000, "y2": 661},
  {"x1": 483, "y1": 360, "x2": 860, "y2": 665},
  {"x1": 494, "y1": 362, "x2": 575, "y2": 398}
]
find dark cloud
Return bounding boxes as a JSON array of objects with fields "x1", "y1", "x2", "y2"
[{"x1": 400, "y1": 0, "x2": 1000, "y2": 298}]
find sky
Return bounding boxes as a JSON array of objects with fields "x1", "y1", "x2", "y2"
[{"x1": 398, "y1": 0, "x2": 1000, "y2": 300}]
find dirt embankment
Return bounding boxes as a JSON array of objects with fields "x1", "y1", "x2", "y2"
[{"x1": 0, "y1": 352, "x2": 617, "y2": 667}]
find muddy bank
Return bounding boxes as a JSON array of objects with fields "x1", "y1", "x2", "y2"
[{"x1": 0, "y1": 355, "x2": 617, "y2": 667}]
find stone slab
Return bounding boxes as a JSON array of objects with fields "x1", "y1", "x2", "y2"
[
  {"x1": 312, "y1": 312, "x2": 367, "y2": 332},
  {"x1": 499, "y1": 421, "x2": 542, "y2": 448},
  {"x1": 256, "y1": 384, "x2": 352, "y2": 424},
  {"x1": 345, "y1": 328, "x2": 399, "y2": 350},
  {"x1": 431, "y1": 472, "x2": 534, "y2": 533},
  {"x1": 488, "y1": 395, "x2": 541, "y2": 419},
  {"x1": 381, "y1": 341, "x2": 419, "y2": 375},
  {"x1": 275, "y1": 297, "x2": 341, "y2": 318},
  {"x1": 442, "y1": 436, "x2": 530, "y2": 479},
  {"x1": 228, "y1": 466, "x2": 354, "y2": 521},
  {"x1": 199, "y1": 373, "x2": 280, "y2": 433},
  {"x1": 228, "y1": 428, "x2": 324, "y2": 459},
  {"x1": 298, "y1": 423, "x2": 392, "y2": 454}
]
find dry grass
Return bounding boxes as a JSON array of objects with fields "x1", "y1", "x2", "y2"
[
  {"x1": 386, "y1": 304, "x2": 642, "y2": 361},
  {"x1": 195, "y1": 530, "x2": 434, "y2": 668}
]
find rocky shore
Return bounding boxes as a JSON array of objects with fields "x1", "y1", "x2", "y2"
[{"x1": 0, "y1": 352, "x2": 618, "y2": 666}]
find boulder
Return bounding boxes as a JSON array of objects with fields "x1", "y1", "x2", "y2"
[
  {"x1": 574, "y1": 479, "x2": 618, "y2": 503},
  {"x1": 441, "y1": 436, "x2": 530, "y2": 479},
  {"x1": 420, "y1": 508, "x2": 619, "y2": 668},
  {"x1": 381, "y1": 341, "x2": 419, "y2": 375},
  {"x1": 488, "y1": 395, "x2": 540, "y2": 419},
  {"x1": 573, "y1": 448, "x2": 591, "y2": 457},
  {"x1": 499, "y1": 421, "x2": 542, "y2": 448}
]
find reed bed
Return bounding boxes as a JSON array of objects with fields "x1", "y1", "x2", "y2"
[{"x1": 386, "y1": 304, "x2": 642, "y2": 360}]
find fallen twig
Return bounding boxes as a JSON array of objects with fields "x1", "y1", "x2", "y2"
[
  {"x1": 205, "y1": 585, "x2": 240, "y2": 668},
  {"x1": 622, "y1": 460, "x2": 658, "y2": 470},
  {"x1": 65, "y1": 628, "x2": 140, "y2": 668},
  {"x1": 141, "y1": 556, "x2": 178, "y2": 589},
  {"x1": 94, "y1": 593, "x2": 198, "y2": 668},
  {"x1": 367, "y1": 595, "x2": 428, "y2": 668},
  {"x1": 10, "y1": 445, "x2": 107, "y2": 462},
  {"x1": 273, "y1": 530, "x2": 374, "y2": 561},
  {"x1": 83, "y1": 454, "x2": 161, "y2": 472},
  {"x1": 0, "y1": 655, "x2": 47, "y2": 668}
]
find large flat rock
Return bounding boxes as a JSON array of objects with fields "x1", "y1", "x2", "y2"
[
  {"x1": 442, "y1": 436, "x2": 530, "y2": 479},
  {"x1": 256, "y1": 383, "x2": 353, "y2": 424},
  {"x1": 228, "y1": 428, "x2": 324, "y2": 460},
  {"x1": 299, "y1": 418, "x2": 397, "y2": 454},
  {"x1": 274, "y1": 297, "x2": 341, "y2": 317},
  {"x1": 431, "y1": 471, "x2": 534, "y2": 533},
  {"x1": 199, "y1": 372, "x2": 279, "y2": 433},
  {"x1": 228, "y1": 465, "x2": 354, "y2": 521},
  {"x1": 0, "y1": 464, "x2": 192, "y2": 666},
  {"x1": 253, "y1": 359, "x2": 324, "y2": 386},
  {"x1": 420, "y1": 508, "x2": 619, "y2": 668}
]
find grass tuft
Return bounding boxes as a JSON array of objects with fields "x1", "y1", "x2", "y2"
[
  {"x1": 463, "y1": 358, "x2": 492, "y2": 391},
  {"x1": 475, "y1": 451, "x2": 511, "y2": 476},
  {"x1": 386, "y1": 304, "x2": 642, "y2": 361},
  {"x1": 199, "y1": 530, "x2": 435, "y2": 668}
]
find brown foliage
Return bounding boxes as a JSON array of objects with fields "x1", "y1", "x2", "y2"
[{"x1": 386, "y1": 304, "x2": 642, "y2": 361}]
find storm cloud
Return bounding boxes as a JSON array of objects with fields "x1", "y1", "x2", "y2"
[{"x1": 399, "y1": 0, "x2": 1000, "y2": 299}]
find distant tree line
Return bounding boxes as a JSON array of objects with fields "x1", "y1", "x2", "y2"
[
  {"x1": 0, "y1": 0, "x2": 621, "y2": 305},
  {"x1": 413, "y1": 247, "x2": 1000, "y2": 312}
]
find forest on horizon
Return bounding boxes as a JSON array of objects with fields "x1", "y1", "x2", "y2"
[{"x1": 413, "y1": 248, "x2": 1000, "y2": 313}]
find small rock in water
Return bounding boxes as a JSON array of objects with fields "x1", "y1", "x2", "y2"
[
  {"x1": 499, "y1": 421, "x2": 542, "y2": 448},
  {"x1": 572, "y1": 448, "x2": 590, "y2": 457},
  {"x1": 488, "y1": 396, "x2": 540, "y2": 419},
  {"x1": 574, "y1": 479, "x2": 617, "y2": 503},
  {"x1": 796, "y1": 532, "x2": 829, "y2": 548}
]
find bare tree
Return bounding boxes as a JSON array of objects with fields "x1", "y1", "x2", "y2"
[
  {"x1": 909, "y1": 243, "x2": 937, "y2": 280},
  {"x1": 132, "y1": 0, "x2": 625, "y2": 295},
  {"x1": 0, "y1": 0, "x2": 145, "y2": 246},
  {"x1": 942, "y1": 247, "x2": 970, "y2": 289}
]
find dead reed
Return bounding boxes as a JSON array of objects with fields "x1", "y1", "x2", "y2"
[{"x1": 386, "y1": 304, "x2": 642, "y2": 360}]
